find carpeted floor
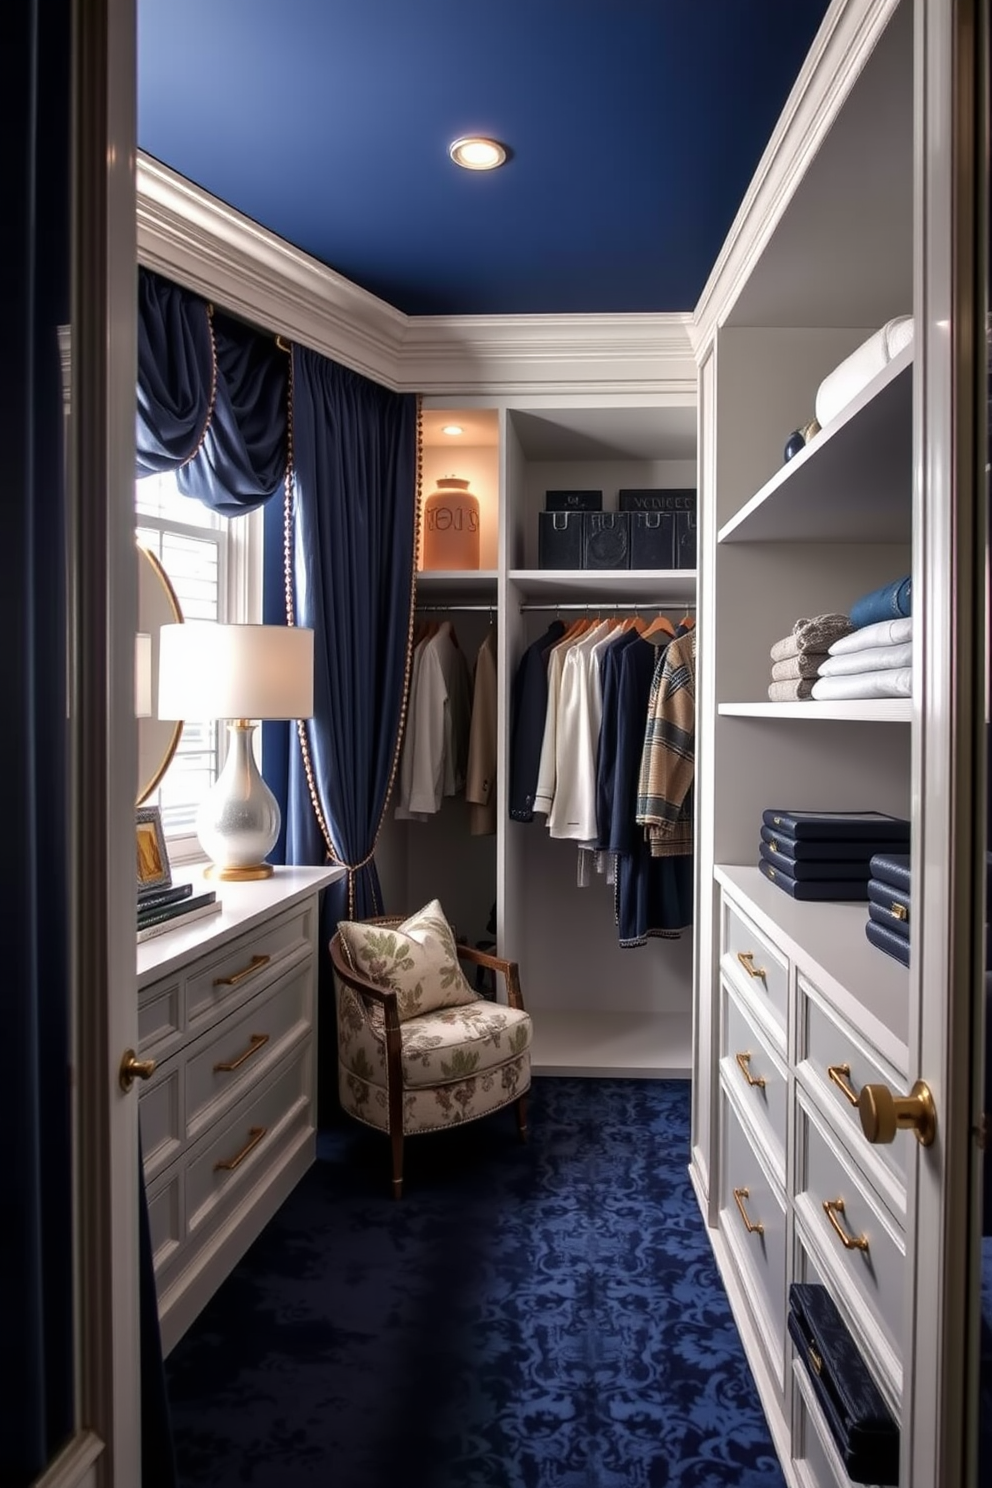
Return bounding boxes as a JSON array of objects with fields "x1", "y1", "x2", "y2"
[{"x1": 165, "y1": 1077, "x2": 785, "y2": 1488}]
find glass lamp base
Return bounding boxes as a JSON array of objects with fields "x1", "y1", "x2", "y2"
[{"x1": 197, "y1": 721, "x2": 281, "y2": 879}]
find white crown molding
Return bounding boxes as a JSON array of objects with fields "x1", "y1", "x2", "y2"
[
  {"x1": 137, "y1": 154, "x2": 695, "y2": 400},
  {"x1": 689, "y1": 0, "x2": 899, "y2": 360}
]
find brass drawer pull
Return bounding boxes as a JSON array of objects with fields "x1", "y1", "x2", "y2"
[
  {"x1": 827, "y1": 1063, "x2": 859, "y2": 1107},
  {"x1": 732, "y1": 1186, "x2": 764, "y2": 1235},
  {"x1": 735, "y1": 1051, "x2": 767, "y2": 1089},
  {"x1": 822, "y1": 1197, "x2": 869, "y2": 1252},
  {"x1": 737, "y1": 950, "x2": 767, "y2": 980},
  {"x1": 213, "y1": 952, "x2": 271, "y2": 988},
  {"x1": 213, "y1": 1032, "x2": 270, "y2": 1073},
  {"x1": 214, "y1": 1124, "x2": 267, "y2": 1172}
]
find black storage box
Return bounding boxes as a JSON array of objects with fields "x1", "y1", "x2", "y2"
[
  {"x1": 618, "y1": 487, "x2": 696, "y2": 513},
  {"x1": 788, "y1": 1284, "x2": 899, "y2": 1485},
  {"x1": 538, "y1": 510, "x2": 583, "y2": 569},
  {"x1": 545, "y1": 489, "x2": 602, "y2": 512},
  {"x1": 676, "y1": 509, "x2": 697, "y2": 569},
  {"x1": 630, "y1": 511, "x2": 676, "y2": 569},
  {"x1": 582, "y1": 512, "x2": 630, "y2": 570}
]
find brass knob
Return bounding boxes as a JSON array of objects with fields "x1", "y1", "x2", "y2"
[
  {"x1": 858, "y1": 1080, "x2": 936, "y2": 1147},
  {"x1": 119, "y1": 1049, "x2": 156, "y2": 1093}
]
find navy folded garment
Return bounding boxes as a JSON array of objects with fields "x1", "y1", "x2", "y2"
[
  {"x1": 760, "y1": 824, "x2": 903, "y2": 863},
  {"x1": 762, "y1": 809, "x2": 911, "y2": 844},
  {"x1": 868, "y1": 852, "x2": 911, "y2": 895},
  {"x1": 866, "y1": 878, "x2": 911, "y2": 925},
  {"x1": 759, "y1": 841, "x2": 872, "y2": 882},
  {"x1": 758, "y1": 859, "x2": 869, "y2": 901},
  {"x1": 849, "y1": 574, "x2": 912, "y2": 629},
  {"x1": 868, "y1": 900, "x2": 910, "y2": 940},
  {"x1": 866, "y1": 918, "x2": 911, "y2": 967}
]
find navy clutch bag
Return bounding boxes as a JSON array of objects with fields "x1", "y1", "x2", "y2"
[
  {"x1": 758, "y1": 842, "x2": 871, "y2": 882},
  {"x1": 788, "y1": 1284, "x2": 899, "y2": 1485},
  {"x1": 866, "y1": 877, "x2": 911, "y2": 925},
  {"x1": 868, "y1": 852, "x2": 911, "y2": 894},
  {"x1": 762, "y1": 809, "x2": 911, "y2": 843},
  {"x1": 865, "y1": 918, "x2": 911, "y2": 967},
  {"x1": 760, "y1": 824, "x2": 896, "y2": 862},
  {"x1": 758, "y1": 859, "x2": 869, "y2": 901}
]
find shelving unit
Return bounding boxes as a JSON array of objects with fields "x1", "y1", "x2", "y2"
[{"x1": 718, "y1": 699, "x2": 912, "y2": 722}]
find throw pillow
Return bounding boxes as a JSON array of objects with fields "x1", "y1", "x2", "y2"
[{"x1": 337, "y1": 899, "x2": 479, "y2": 1022}]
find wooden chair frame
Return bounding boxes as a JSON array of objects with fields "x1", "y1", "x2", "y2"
[{"x1": 329, "y1": 915, "x2": 529, "y2": 1197}]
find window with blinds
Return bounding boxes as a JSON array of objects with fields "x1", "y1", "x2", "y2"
[{"x1": 136, "y1": 472, "x2": 261, "y2": 857}]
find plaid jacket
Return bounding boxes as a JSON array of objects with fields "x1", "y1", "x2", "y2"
[{"x1": 635, "y1": 627, "x2": 696, "y2": 857}]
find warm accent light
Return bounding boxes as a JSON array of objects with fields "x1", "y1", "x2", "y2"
[
  {"x1": 441, "y1": 424, "x2": 464, "y2": 436},
  {"x1": 448, "y1": 136, "x2": 507, "y2": 171}
]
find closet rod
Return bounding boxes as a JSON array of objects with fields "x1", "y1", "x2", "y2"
[
  {"x1": 519, "y1": 600, "x2": 696, "y2": 613},
  {"x1": 414, "y1": 603, "x2": 494, "y2": 612}
]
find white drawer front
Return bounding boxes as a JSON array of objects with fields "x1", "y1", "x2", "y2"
[
  {"x1": 720, "y1": 980, "x2": 787, "y2": 1180},
  {"x1": 799, "y1": 977, "x2": 907, "y2": 1206},
  {"x1": 798, "y1": 1100, "x2": 904, "y2": 1379},
  {"x1": 792, "y1": 1365, "x2": 847, "y2": 1488},
  {"x1": 186, "y1": 961, "x2": 311, "y2": 1138},
  {"x1": 146, "y1": 1166, "x2": 184, "y2": 1285},
  {"x1": 719, "y1": 1089, "x2": 788, "y2": 1387},
  {"x1": 139, "y1": 1062, "x2": 183, "y2": 1180},
  {"x1": 186, "y1": 901, "x2": 313, "y2": 1028},
  {"x1": 721, "y1": 894, "x2": 789, "y2": 1044},
  {"x1": 138, "y1": 974, "x2": 182, "y2": 1058},
  {"x1": 186, "y1": 1045, "x2": 311, "y2": 1239}
]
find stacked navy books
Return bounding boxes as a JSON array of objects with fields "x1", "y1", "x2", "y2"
[
  {"x1": 866, "y1": 853, "x2": 911, "y2": 966},
  {"x1": 758, "y1": 809, "x2": 912, "y2": 901}
]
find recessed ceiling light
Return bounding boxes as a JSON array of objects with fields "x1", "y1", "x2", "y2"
[
  {"x1": 449, "y1": 136, "x2": 507, "y2": 171},
  {"x1": 441, "y1": 424, "x2": 464, "y2": 436}
]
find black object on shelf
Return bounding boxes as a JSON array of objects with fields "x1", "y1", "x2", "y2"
[
  {"x1": 865, "y1": 919, "x2": 910, "y2": 966},
  {"x1": 758, "y1": 841, "x2": 872, "y2": 882},
  {"x1": 762, "y1": 810, "x2": 911, "y2": 843},
  {"x1": 545, "y1": 489, "x2": 602, "y2": 512},
  {"x1": 582, "y1": 512, "x2": 630, "y2": 570},
  {"x1": 630, "y1": 511, "x2": 677, "y2": 568},
  {"x1": 867, "y1": 852, "x2": 912, "y2": 895},
  {"x1": 758, "y1": 858, "x2": 869, "y2": 901},
  {"x1": 618, "y1": 487, "x2": 696, "y2": 514},
  {"x1": 676, "y1": 509, "x2": 697, "y2": 569},
  {"x1": 538, "y1": 511, "x2": 584, "y2": 569}
]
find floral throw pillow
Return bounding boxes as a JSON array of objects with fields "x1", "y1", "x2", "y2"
[{"x1": 336, "y1": 899, "x2": 479, "y2": 1022}]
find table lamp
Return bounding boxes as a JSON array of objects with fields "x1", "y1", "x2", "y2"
[{"x1": 158, "y1": 622, "x2": 314, "y2": 880}]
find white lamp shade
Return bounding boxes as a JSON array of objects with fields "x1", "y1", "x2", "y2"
[{"x1": 158, "y1": 623, "x2": 314, "y2": 721}]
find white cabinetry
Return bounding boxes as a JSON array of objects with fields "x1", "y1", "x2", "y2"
[
  {"x1": 137, "y1": 865, "x2": 343, "y2": 1353},
  {"x1": 691, "y1": 1, "x2": 921, "y2": 1482}
]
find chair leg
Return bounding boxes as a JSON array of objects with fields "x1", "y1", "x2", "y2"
[
  {"x1": 390, "y1": 1127, "x2": 404, "y2": 1200},
  {"x1": 515, "y1": 1092, "x2": 529, "y2": 1143}
]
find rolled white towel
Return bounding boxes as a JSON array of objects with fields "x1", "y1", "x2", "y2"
[
  {"x1": 817, "y1": 641, "x2": 913, "y2": 677},
  {"x1": 811, "y1": 668, "x2": 912, "y2": 701},
  {"x1": 829, "y1": 616, "x2": 913, "y2": 654},
  {"x1": 815, "y1": 316, "x2": 913, "y2": 428}
]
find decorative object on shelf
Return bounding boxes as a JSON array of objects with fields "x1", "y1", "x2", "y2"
[
  {"x1": 545, "y1": 489, "x2": 602, "y2": 512},
  {"x1": 865, "y1": 852, "x2": 912, "y2": 966},
  {"x1": 158, "y1": 623, "x2": 314, "y2": 880},
  {"x1": 620, "y1": 488, "x2": 697, "y2": 569},
  {"x1": 136, "y1": 804, "x2": 171, "y2": 894},
  {"x1": 582, "y1": 512, "x2": 630, "y2": 570},
  {"x1": 788, "y1": 1284, "x2": 899, "y2": 1485},
  {"x1": 758, "y1": 811, "x2": 910, "y2": 904},
  {"x1": 538, "y1": 510, "x2": 583, "y2": 569},
  {"x1": 783, "y1": 417, "x2": 821, "y2": 463},
  {"x1": 815, "y1": 314, "x2": 914, "y2": 429},
  {"x1": 421, "y1": 476, "x2": 481, "y2": 570}
]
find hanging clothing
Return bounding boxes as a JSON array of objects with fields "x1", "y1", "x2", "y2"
[
  {"x1": 547, "y1": 620, "x2": 613, "y2": 839},
  {"x1": 508, "y1": 620, "x2": 565, "y2": 821},
  {"x1": 533, "y1": 627, "x2": 593, "y2": 816},
  {"x1": 397, "y1": 621, "x2": 472, "y2": 816},
  {"x1": 466, "y1": 628, "x2": 498, "y2": 836},
  {"x1": 636, "y1": 627, "x2": 697, "y2": 857}
]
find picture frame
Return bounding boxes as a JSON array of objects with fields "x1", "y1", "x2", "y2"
[{"x1": 136, "y1": 805, "x2": 172, "y2": 895}]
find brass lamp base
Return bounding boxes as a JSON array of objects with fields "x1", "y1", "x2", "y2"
[{"x1": 204, "y1": 861, "x2": 275, "y2": 882}]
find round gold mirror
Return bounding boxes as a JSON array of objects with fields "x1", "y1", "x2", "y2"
[{"x1": 137, "y1": 542, "x2": 183, "y2": 805}]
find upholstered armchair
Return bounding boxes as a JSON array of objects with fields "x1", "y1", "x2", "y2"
[{"x1": 329, "y1": 900, "x2": 532, "y2": 1198}]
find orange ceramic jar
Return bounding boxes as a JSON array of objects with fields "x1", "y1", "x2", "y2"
[{"x1": 421, "y1": 477, "x2": 481, "y2": 570}]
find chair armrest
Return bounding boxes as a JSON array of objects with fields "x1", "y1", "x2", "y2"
[
  {"x1": 456, "y1": 942, "x2": 526, "y2": 1012},
  {"x1": 329, "y1": 935, "x2": 402, "y2": 1028}
]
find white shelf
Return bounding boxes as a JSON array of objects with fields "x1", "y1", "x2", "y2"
[
  {"x1": 509, "y1": 569, "x2": 696, "y2": 605},
  {"x1": 717, "y1": 345, "x2": 913, "y2": 545},
  {"x1": 529, "y1": 1010, "x2": 692, "y2": 1079},
  {"x1": 718, "y1": 700, "x2": 912, "y2": 722},
  {"x1": 415, "y1": 569, "x2": 498, "y2": 600},
  {"x1": 715, "y1": 865, "x2": 909, "y2": 1072}
]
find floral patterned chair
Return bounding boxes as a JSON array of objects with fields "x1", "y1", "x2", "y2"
[{"x1": 329, "y1": 899, "x2": 532, "y2": 1198}]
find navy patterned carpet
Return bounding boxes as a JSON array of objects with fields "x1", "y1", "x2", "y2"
[{"x1": 165, "y1": 1078, "x2": 784, "y2": 1487}]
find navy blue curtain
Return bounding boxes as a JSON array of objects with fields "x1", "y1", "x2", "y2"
[
  {"x1": 271, "y1": 346, "x2": 417, "y2": 924},
  {"x1": 3, "y1": 1, "x2": 74, "y2": 1482},
  {"x1": 136, "y1": 267, "x2": 288, "y2": 515}
]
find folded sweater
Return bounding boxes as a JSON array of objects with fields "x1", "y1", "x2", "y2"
[
  {"x1": 771, "y1": 652, "x2": 827, "y2": 682},
  {"x1": 768, "y1": 677, "x2": 816, "y2": 702},
  {"x1": 829, "y1": 616, "x2": 913, "y2": 654},
  {"x1": 811, "y1": 668, "x2": 912, "y2": 701},
  {"x1": 817, "y1": 641, "x2": 913, "y2": 677},
  {"x1": 769, "y1": 614, "x2": 853, "y2": 662}
]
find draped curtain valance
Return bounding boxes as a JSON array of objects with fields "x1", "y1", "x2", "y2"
[{"x1": 135, "y1": 266, "x2": 289, "y2": 516}]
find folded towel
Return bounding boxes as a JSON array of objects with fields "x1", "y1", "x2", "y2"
[
  {"x1": 817, "y1": 641, "x2": 913, "y2": 677},
  {"x1": 811, "y1": 668, "x2": 912, "y2": 701},
  {"x1": 815, "y1": 315, "x2": 914, "y2": 427},
  {"x1": 768, "y1": 677, "x2": 816, "y2": 702},
  {"x1": 769, "y1": 614, "x2": 853, "y2": 662},
  {"x1": 850, "y1": 576, "x2": 912, "y2": 629},
  {"x1": 771, "y1": 652, "x2": 827, "y2": 682},
  {"x1": 829, "y1": 616, "x2": 913, "y2": 654}
]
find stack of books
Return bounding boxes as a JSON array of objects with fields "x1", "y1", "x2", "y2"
[
  {"x1": 137, "y1": 881, "x2": 221, "y2": 943},
  {"x1": 758, "y1": 810, "x2": 912, "y2": 901},
  {"x1": 865, "y1": 853, "x2": 911, "y2": 966}
]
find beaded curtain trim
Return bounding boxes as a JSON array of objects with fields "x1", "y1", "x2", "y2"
[{"x1": 179, "y1": 301, "x2": 218, "y2": 467}]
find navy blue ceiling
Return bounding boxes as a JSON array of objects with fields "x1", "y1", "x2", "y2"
[{"x1": 137, "y1": 0, "x2": 832, "y2": 318}]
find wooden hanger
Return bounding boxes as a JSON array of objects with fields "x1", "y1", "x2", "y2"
[{"x1": 642, "y1": 611, "x2": 676, "y2": 639}]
